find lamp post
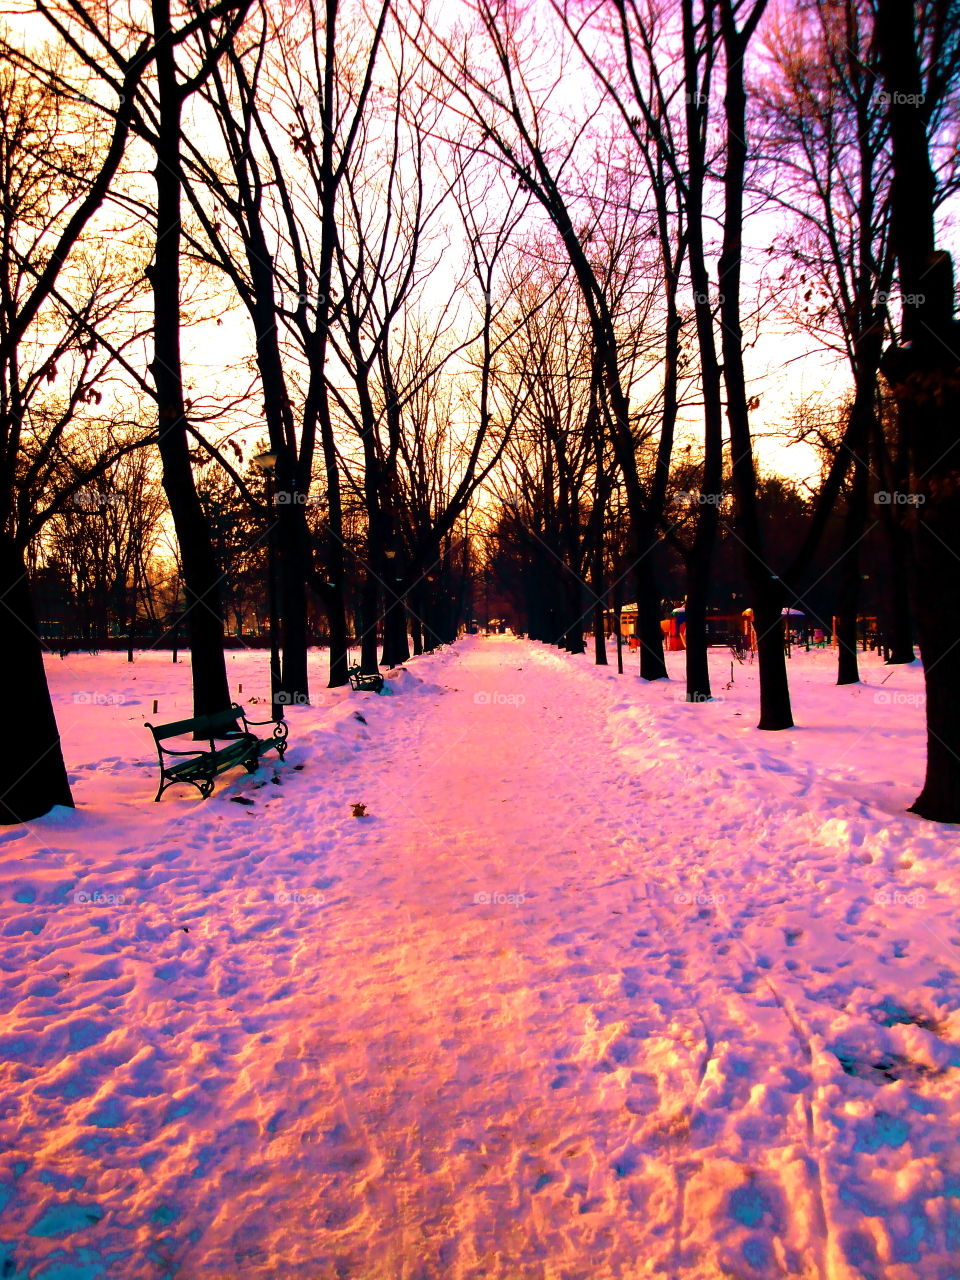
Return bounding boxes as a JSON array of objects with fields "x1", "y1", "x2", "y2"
[{"x1": 252, "y1": 450, "x2": 283, "y2": 722}]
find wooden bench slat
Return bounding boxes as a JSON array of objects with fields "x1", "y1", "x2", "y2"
[{"x1": 148, "y1": 708, "x2": 245, "y2": 740}]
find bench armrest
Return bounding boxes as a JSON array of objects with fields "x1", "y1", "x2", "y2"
[{"x1": 238, "y1": 714, "x2": 288, "y2": 742}]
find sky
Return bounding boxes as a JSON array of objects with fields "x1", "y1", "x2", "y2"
[{"x1": 8, "y1": 0, "x2": 954, "y2": 504}]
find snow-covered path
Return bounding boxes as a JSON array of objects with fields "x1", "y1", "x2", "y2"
[{"x1": 2, "y1": 637, "x2": 960, "y2": 1278}]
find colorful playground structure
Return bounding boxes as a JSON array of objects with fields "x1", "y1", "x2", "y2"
[{"x1": 609, "y1": 604, "x2": 848, "y2": 653}]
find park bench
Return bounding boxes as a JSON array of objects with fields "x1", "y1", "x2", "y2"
[
  {"x1": 347, "y1": 664, "x2": 385, "y2": 693},
  {"x1": 145, "y1": 703, "x2": 288, "y2": 801}
]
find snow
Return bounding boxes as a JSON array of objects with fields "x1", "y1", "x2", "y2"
[{"x1": 2, "y1": 636, "x2": 959, "y2": 1277}]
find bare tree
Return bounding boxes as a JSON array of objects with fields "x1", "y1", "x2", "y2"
[
  {"x1": 876, "y1": 0, "x2": 960, "y2": 821},
  {"x1": 32, "y1": 0, "x2": 255, "y2": 721},
  {"x1": 413, "y1": 0, "x2": 674, "y2": 678},
  {"x1": 757, "y1": 0, "x2": 898, "y2": 684},
  {"x1": 39, "y1": 444, "x2": 167, "y2": 646},
  {"x1": 181, "y1": 0, "x2": 393, "y2": 692},
  {"x1": 0, "y1": 53, "x2": 153, "y2": 821}
]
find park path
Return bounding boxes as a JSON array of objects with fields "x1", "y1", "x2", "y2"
[
  {"x1": 3, "y1": 636, "x2": 958, "y2": 1278},
  {"x1": 155, "y1": 635, "x2": 834, "y2": 1279}
]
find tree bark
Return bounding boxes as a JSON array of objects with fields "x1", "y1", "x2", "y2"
[
  {"x1": 358, "y1": 568, "x2": 380, "y2": 674},
  {"x1": 883, "y1": 518, "x2": 914, "y2": 664},
  {"x1": 679, "y1": 0, "x2": 725, "y2": 704},
  {"x1": 381, "y1": 589, "x2": 410, "y2": 667},
  {"x1": 0, "y1": 536, "x2": 74, "y2": 822},
  {"x1": 151, "y1": 0, "x2": 230, "y2": 720},
  {"x1": 718, "y1": 0, "x2": 792, "y2": 730},
  {"x1": 684, "y1": 550, "x2": 711, "y2": 702},
  {"x1": 592, "y1": 533, "x2": 607, "y2": 665},
  {"x1": 877, "y1": 0, "x2": 960, "y2": 821},
  {"x1": 836, "y1": 415, "x2": 872, "y2": 685}
]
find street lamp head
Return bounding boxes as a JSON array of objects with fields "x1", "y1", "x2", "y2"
[{"x1": 252, "y1": 450, "x2": 280, "y2": 474}]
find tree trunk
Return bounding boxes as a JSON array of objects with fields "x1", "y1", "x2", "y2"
[
  {"x1": 278, "y1": 515, "x2": 310, "y2": 702},
  {"x1": 564, "y1": 571, "x2": 586, "y2": 654},
  {"x1": 592, "y1": 538, "x2": 607, "y2": 666},
  {"x1": 0, "y1": 535, "x2": 74, "y2": 822},
  {"x1": 836, "y1": 447, "x2": 870, "y2": 685},
  {"x1": 684, "y1": 551, "x2": 711, "y2": 702},
  {"x1": 884, "y1": 519, "x2": 914, "y2": 664},
  {"x1": 718, "y1": 0, "x2": 792, "y2": 730},
  {"x1": 409, "y1": 585, "x2": 425, "y2": 655},
  {"x1": 753, "y1": 593, "x2": 792, "y2": 729},
  {"x1": 358, "y1": 569, "x2": 380, "y2": 674},
  {"x1": 381, "y1": 591, "x2": 410, "y2": 667},
  {"x1": 877, "y1": 0, "x2": 960, "y2": 820},
  {"x1": 151, "y1": 0, "x2": 229, "y2": 720},
  {"x1": 632, "y1": 527, "x2": 668, "y2": 680},
  {"x1": 322, "y1": 581, "x2": 349, "y2": 688},
  {"x1": 242, "y1": 192, "x2": 311, "y2": 704},
  {"x1": 835, "y1": 593, "x2": 860, "y2": 686},
  {"x1": 304, "y1": 15, "x2": 350, "y2": 692}
]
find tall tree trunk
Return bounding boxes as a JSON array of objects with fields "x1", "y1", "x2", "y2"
[
  {"x1": 684, "y1": 550, "x2": 711, "y2": 702},
  {"x1": 592, "y1": 537, "x2": 607, "y2": 666},
  {"x1": 0, "y1": 536, "x2": 74, "y2": 822},
  {"x1": 836, "y1": 431, "x2": 871, "y2": 685},
  {"x1": 564, "y1": 572, "x2": 586, "y2": 654},
  {"x1": 874, "y1": 366, "x2": 915, "y2": 666},
  {"x1": 835, "y1": 529, "x2": 862, "y2": 685},
  {"x1": 877, "y1": 0, "x2": 960, "y2": 821},
  {"x1": 834, "y1": 579, "x2": 861, "y2": 687},
  {"x1": 381, "y1": 591, "x2": 410, "y2": 667},
  {"x1": 279, "y1": 530, "x2": 309, "y2": 700},
  {"x1": 304, "y1": 1, "x2": 352, "y2": 691},
  {"x1": 151, "y1": 0, "x2": 229, "y2": 719},
  {"x1": 679, "y1": 0, "x2": 724, "y2": 704},
  {"x1": 883, "y1": 518, "x2": 914, "y2": 664},
  {"x1": 634, "y1": 547, "x2": 665, "y2": 686},
  {"x1": 248, "y1": 250, "x2": 310, "y2": 704},
  {"x1": 718, "y1": 0, "x2": 791, "y2": 730},
  {"x1": 358, "y1": 569, "x2": 380, "y2": 674}
]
